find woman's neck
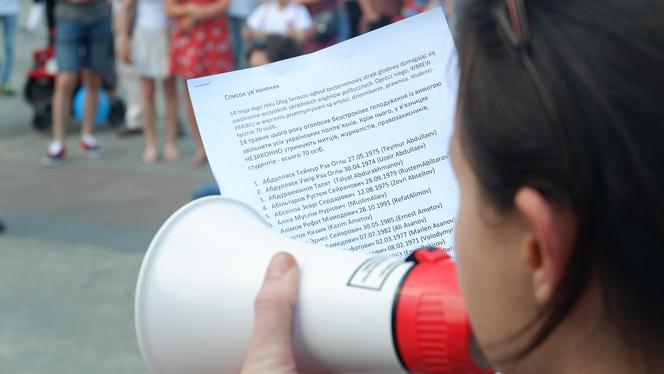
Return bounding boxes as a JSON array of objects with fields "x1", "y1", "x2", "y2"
[{"x1": 502, "y1": 284, "x2": 660, "y2": 374}]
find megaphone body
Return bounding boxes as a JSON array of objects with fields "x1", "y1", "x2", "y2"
[{"x1": 135, "y1": 197, "x2": 493, "y2": 373}]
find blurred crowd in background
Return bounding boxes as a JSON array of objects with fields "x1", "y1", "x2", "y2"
[{"x1": 0, "y1": 0, "x2": 457, "y2": 170}]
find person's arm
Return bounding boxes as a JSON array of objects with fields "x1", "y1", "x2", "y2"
[
  {"x1": 243, "y1": 27, "x2": 269, "y2": 42},
  {"x1": 243, "y1": 5, "x2": 265, "y2": 42},
  {"x1": 288, "y1": 6, "x2": 314, "y2": 44},
  {"x1": 117, "y1": 0, "x2": 136, "y2": 64},
  {"x1": 166, "y1": 0, "x2": 198, "y2": 34},
  {"x1": 189, "y1": 0, "x2": 230, "y2": 23},
  {"x1": 294, "y1": 0, "x2": 323, "y2": 5},
  {"x1": 358, "y1": 0, "x2": 379, "y2": 23},
  {"x1": 289, "y1": 29, "x2": 312, "y2": 45},
  {"x1": 165, "y1": 0, "x2": 190, "y2": 18}
]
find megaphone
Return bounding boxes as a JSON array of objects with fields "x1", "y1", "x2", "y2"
[{"x1": 135, "y1": 196, "x2": 494, "y2": 373}]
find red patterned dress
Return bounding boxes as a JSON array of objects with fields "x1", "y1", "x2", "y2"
[{"x1": 170, "y1": 0, "x2": 235, "y2": 79}]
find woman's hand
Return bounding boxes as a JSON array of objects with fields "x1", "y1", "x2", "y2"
[
  {"x1": 176, "y1": 16, "x2": 196, "y2": 34},
  {"x1": 240, "y1": 252, "x2": 300, "y2": 374},
  {"x1": 118, "y1": 38, "x2": 131, "y2": 64},
  {"x1": 188, "y1": 3, "x2": 211, "y2": 22}
]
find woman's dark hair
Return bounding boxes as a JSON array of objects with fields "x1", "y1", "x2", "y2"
[
  {"x1": 246, "y1": 34, "x2": 303, "y2": 65},
  {"x1": 456, "y1": 0, "x2": 664, "y2": 365}
]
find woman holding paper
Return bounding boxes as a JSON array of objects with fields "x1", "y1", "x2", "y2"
[{"x1": 240, "y1": 0, "x2": 664, "y2": 373}]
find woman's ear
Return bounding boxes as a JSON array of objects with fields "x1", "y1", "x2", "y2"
[{"x1": 514, "y1": 187, "x2": 576, "y2": 306}]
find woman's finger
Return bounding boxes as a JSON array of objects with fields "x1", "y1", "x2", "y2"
[{"x1": 241, "y1": 252, "x2": 300, "y2": 374}]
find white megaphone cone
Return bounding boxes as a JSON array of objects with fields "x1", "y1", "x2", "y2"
[{"x1": 135, "y1": 196, "x2": 493, "y2": 374}]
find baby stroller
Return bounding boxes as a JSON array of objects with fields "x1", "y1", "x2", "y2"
[
  {"x1": 23, "y1": 5, "x2": 126, "y2": 131},
  {"x1": 23, "y1": 44, "x2": 55, "y2": 131}
]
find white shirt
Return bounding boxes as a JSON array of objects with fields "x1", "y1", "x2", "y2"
[
  {"x1": 228, "y1": 0, "x2": 257, "y2": 19},
  {"x1": 246, "y1": 1, "x2": 313, "y2": 36},
  {"x1": 0, "y1": 0, "x2": 18, "y2": 15},
  {"x1": 136, "y1": 0, "x2": 168, "y2": 30}
]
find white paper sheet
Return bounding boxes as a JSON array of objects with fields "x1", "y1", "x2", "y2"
[{"x1": 188, "y1": 8, "x2": 460, "y2": 257}]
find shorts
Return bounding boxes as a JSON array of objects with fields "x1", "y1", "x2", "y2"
[
  {"x1": 132, "y1": 26, "x2": 171, "y2": 79},
  {"x1": 55, "y1": 16, "x2": 112, "y2": 73}
]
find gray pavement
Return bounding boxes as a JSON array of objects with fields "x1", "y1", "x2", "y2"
[{"x1": 1, "y1": 4, "x2": 214, "y2": 372}]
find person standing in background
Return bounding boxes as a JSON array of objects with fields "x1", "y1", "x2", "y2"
[
  {"x1": 119, "y1": 0, "x2": 180, "y2": 164},
  {"x1": 0, "y1": 0, "x2": 18, "y2": 96},
  {"x1": 228, "y1": 0, "x2": 256, "y2": 69},
  {"x1": 42, "y1": 0, "x2": 113, "y2": 167},
  {"x1": 112, "y1": 0, "x2": 143, "y2": 137},
  {"x1": 296, "y1": 0, "x2": 338, "y2": 53},
  {"x1": 166, "y1": 0, "x2": 234, "y2": 166},
  {"x1": 357, "y1": 0, "x2": 402, "y2": 33},
  {"x1": 111, "y1": 0, "x2": 143, "y2": 136},
  {"x1": 342, "y1": 0, "x2": 402, "y2": 38},
  {"x1": 244, "y1": 0, "x2": 313, "y2": 45},
  {"x1": 341, "y1": 0, "x2": 361, "y2": 38}
]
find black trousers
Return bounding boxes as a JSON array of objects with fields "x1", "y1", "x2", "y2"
[
  {"x1": 345, "y1": 0, "x2": 363, "y2": 38},
  {"x1": 345, "y1": 0, "x2": 394, "y2": 37}
]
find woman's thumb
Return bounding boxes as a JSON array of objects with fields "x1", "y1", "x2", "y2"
[{"x1": 241, "y1": 252, "x2": 300, "y2": 374}]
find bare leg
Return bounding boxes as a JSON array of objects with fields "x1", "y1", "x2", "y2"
[
  {"x1": 163, "y1": 76, "x2": 180, "y2": 161},
  {"x1": 141, "y1": 77, "x2": 158, "y2": 163},
  {"x1": 81, "y1": 68, "x2": 102, "y2": 137},
  {"x1": 51, "y1": 72, "x2": 79, "y2": 143},
  {"x1": 183, "y1": 83, "x2": 206, "y2": 166}
]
